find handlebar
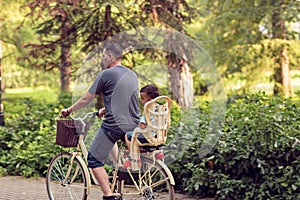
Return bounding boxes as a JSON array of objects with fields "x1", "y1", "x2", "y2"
[
  {"x1": 69, "y1": 111, "x2": 99, "y2": 121},
  {"x1": 68, "y1": 111, "x2": 99, "y2": 128}
]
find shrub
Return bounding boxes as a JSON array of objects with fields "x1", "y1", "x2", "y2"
[
  {"x1": 0, "y1": 97, "x2": 63, "y2": 177},
  {"x1": 2, "y1": 91, "x2": 300, "y2": 199},
  {"x1": 169, "y1": 93, "x2": 300, "y2": 199},
  {"x1": 0, "y1": 92, "x2": 115, "y2": 177},
  {"x1": 0, "y1": 91, "x2": 74, "y2": 177}
]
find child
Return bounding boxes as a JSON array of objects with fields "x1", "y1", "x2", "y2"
[{"x1": 125, "y1": 84, "x2": 159, "y2": 149}]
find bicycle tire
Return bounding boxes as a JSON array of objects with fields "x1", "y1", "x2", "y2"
[
  {"x1": 46, "y1": 152, "x2": 89, "y2": 200},
  {"x1": 116, "y1": 156, "x2": 175, "y2": 200}
]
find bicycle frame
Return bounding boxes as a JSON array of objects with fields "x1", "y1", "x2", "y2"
[
  {"x1": 60, "y1": 112, "x2": 175, "y2": 199},
  {"x1": 62, "y1": 135, "x2": 140, "y2": 197},
  {"x1": 61, "y1": 134, "x2": 93, "y2": 196},
  {"x1": 60, "y1": 112, "x2": 98, "y2": 197}
]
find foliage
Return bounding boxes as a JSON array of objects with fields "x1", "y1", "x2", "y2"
[
  {"x1": 0, "y1": 0, "x2": 60, "y2": 89},
  {"x1": 1, "y1": 90, "x2": 300, "y2": 199},
  {"x1": 3, "y1": 66, "x2": 59, "y2": 89},
  {"x1": 0, "y1": 0, "x2": 37, "y2": 64},
  {"x1": 223, "y1": 39, "x2": 300, "y2": 94},
  {"x1": 196, "y1": 0, "x2": 300, "y2": 65},
  {"x1": 189, "y1": 0, "x2": 300, "y2": 95},
  {"x1": 22, "y1": 0, "x2": 193, "y2": 70},
  {"x1": 169, "y1": 93, "x2": 300, "y2": 199},
  {"x1": 58, "y1": 91, "x2": 73, "y2": 108},
  {"x1": 169, "y1": 100, "x2": 181, "y2": 128},
  {"x1": 0, "y1": 91, "x2": 72, "y2": 177},
  {"x1": 23, "y1": 0, "x2": 92, "y2": 71},
  {"x1": 0, "y1": 98, "x2": 59, "y2": 177}
]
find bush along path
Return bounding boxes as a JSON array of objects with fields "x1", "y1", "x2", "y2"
[
  {"x1": 168, "y1": 93, "x2": 300, "y2": 199},
  {"x1": 0, "y1": 93, "x2": 300, "y2": 199}
]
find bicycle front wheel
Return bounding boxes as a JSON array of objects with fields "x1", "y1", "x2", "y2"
[
  {"x1": 46, "y1": 152, "x2": 88, "y2": 200},
  {"x1": 117, "y1": 156, "x2": 175, "y2": 200}
]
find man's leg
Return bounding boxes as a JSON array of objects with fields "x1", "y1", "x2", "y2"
[
  {"x1": 88, "y1": 127, "x2": 118, "y2": 199},
  {"x1": 109, "y1": 143, "x2": 118, "y2": 167},
  {"x1": 91, "y1": 167, "x2": 112, "y2": 196}
]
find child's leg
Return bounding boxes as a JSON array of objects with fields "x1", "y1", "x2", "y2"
[{"x1": 125, "y1": 132, "x2": 133, "y2": 150}]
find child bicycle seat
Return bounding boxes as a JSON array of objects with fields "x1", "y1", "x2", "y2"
[{"x1": 130, "y1": 96, "x2": 172, "y2": 170}]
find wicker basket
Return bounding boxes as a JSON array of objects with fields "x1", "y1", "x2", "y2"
[{"x1": 56, "y1": 119, "x2": 90, "y2": 148}]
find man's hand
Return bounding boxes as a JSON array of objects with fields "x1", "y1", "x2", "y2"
[
  {"x1": 98, "y1": 107, "x2": 106, "y2": 118},
  {"x1": 61, "y1": 108, "x2": 72, "y2": 117}
]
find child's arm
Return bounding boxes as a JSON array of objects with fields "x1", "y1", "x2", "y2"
[{"x1": 139, "y1": 115, "x2": 147, "y2": 129}]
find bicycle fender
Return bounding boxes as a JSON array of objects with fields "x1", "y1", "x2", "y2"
[
  {"x1": 156, "y1": 160, "x2": 175, "y2": 185},
  {"x1": 76, "y1": 155, "x2": 92, "y2": 196}
]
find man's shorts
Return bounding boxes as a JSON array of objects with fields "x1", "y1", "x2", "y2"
[{"x1": 88, "y1": 126, "x2": 124, "y2": 168}]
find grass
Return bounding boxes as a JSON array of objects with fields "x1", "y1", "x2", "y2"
[
  {"x1": 0, "y1": 87, "x2": 60, "y2": 115},
  {"x1": 2, "y1": 86, "x2": 59, "y2": 104}
]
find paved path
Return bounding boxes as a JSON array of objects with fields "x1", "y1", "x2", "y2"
[{"x1": 0, "y1": 176, "x2": 210, "y2": 200}]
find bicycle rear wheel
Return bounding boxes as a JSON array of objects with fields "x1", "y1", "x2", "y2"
[
  {"x1": 46, "y1": 152, "x2": 88, "y2": 200},
  {"x1": 117, "y1": 156, "x2": 175, "y2": 200}
]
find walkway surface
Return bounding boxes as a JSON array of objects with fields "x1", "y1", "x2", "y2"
[{"x1": 0, "y1": 176, "x2": 211, "y2": 200}]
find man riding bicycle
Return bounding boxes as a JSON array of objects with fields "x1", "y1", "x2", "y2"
[{"x1": 61, "y1": 42, "x2": 140, "y2": 200}]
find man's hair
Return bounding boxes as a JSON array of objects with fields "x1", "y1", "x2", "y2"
[
  {"x1": 140, "y1": 84, "x2": 160, "y2": 99},
  {"x1": 103, "y1": 42, "x2": 122, "y2": 60}
]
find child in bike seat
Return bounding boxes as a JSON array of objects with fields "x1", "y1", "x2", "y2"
[{"x1": 125, "y1": 84, "x2": 159, "y2": 149}]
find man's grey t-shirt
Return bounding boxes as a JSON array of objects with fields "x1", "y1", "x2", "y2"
[{"x1": 89, "y1": 65, "x2": 140, "y2": 133}]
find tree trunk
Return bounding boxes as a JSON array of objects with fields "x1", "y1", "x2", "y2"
[
  {"x1": 95, "y1": 5, "x2": 112, "y2": 109},
  {"x1": 271, "y1": 0, "x2": 293, "y2": 97},
  {"x1": 0, "y1": 40, "x2": 4, "y2": 126},
  {"x1": 167, "y1": 53, "x2": 193, "y2": 108},
  {"x1": 163, "y1": 0, "x2": 194, "y2": 108},
  {"x1": 280, "y1": 46, "x2": 293, "y2": 97},
  {"x1": 60, "y1": 15, "x2": 72, "y2": 92}
]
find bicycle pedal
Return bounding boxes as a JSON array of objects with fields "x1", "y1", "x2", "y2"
[
  {"x1": 123, "y1": 160, "x2": 131, "y2": 169},
  {"x1": 123, "y1": 159, "x2": 142, "y2": 169},
  {"x1": 155, "y1": 152, "x2": 164, "y2": 160}
]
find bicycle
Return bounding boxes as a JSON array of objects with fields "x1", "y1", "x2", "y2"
[{"x1": 46, "y1": 96, "x2": 175, "y2": 200}]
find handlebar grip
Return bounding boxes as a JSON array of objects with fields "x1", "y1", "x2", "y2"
[
  {"x1": 61, "y1": 110, "x2": 70, "y2": 117},
  {"x1": 93, "y1": 111, "x2": 99, "y2": 117}
]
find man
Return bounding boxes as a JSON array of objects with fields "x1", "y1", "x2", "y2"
[{"x1": 61, "y1": 42, "x2": 140, "y2": 200}]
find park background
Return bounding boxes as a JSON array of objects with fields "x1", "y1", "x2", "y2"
[{"x1": 1, "y1": 0, "x2": 300, "y2": 199}]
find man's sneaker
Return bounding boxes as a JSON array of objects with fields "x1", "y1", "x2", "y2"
[{"x1": 103, "y1": 195, "x2": 118, "y2": 200}]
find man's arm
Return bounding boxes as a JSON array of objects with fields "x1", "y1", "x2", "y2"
[{"x1": 61, "y1": 91, "x2": 95, "y2": 116}]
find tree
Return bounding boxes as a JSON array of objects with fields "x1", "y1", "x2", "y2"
[
  {"x1": 0, "y1": 0, "x2": 51, "y2": 89},
  {"x1": 24, "y1": 0, "x2": 82, "y2": 92},
  {"x1": 72, "y1": 0, "x2": 195, "y2": 107},
  {"x1": 0, "y1": 40, "x2": 4, "y2": 126},
  {"x1": 24, "y1": 0, "x2": 195, "y2": 107},
  {"x1": 192, "y1": 0, "x2": 300, "y2": 96},
  {"x1": 271, "y1": 0, "x2": 294, "y2": 97},
  {"x1": 146, "y1": 0, "x2": 195, "y2": 107}
]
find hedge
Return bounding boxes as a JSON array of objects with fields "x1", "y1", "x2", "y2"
[
  {"x1": 0, "y1": 92, "x2": 299, "y2": 199},
  {"x1": 169, "y1": 93, "x2": 300, "y2": 199}
]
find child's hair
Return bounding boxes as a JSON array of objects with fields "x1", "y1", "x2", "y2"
[{"x1": 140, "y1": 84, "x2": 159, "y2": 99}]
